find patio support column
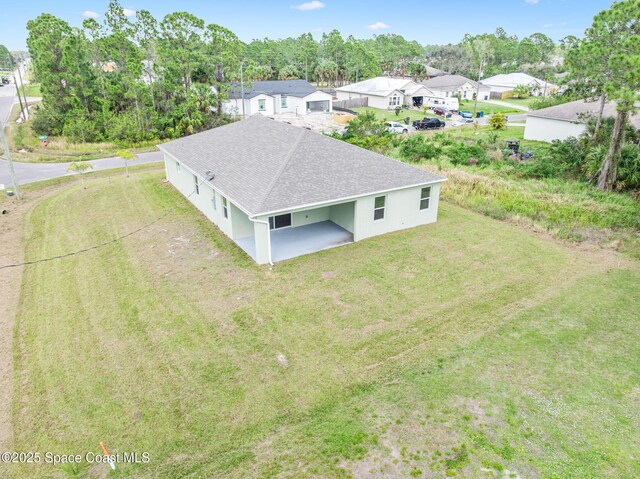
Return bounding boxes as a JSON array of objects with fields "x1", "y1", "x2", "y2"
[{"x1": 252, "y1": 218, "x2": 272, "y2": 265}]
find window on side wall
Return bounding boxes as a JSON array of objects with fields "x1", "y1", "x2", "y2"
[
  {"x1": 281, "y1": 95, "x2": 287, "y2": 108},
  {"x1": 194, "y1": 174, "x2": 200, "y2": 195},
  {"x1": 373, "y1": 196, "x2": 386, "y2": 221},
  {"x1": 420, "y1": 186, "x2": 431, "y2": 210},
  {"x1": 222, "y1": 197, "x2": 229, "y2": 218},
  {"x1": 211, "y1": 191, "x2": 217, "y2": 210},
  {"x1": 176, "y1": 161, "x2": 181, "y2": 172},
  {"x1": 258, "y1": 99, "x2": 266, "y2": 111}
]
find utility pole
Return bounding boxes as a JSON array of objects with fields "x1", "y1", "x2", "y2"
[
  {"x1": 15, "y1": 62, "x2": 29, "y2": 120},
  {"x1": 11, "y1": 70, "x2": 26, "y2": 121},
  {"x1": 472, "y1": 64, "x2": 483, "y2": 119},
  {"x1": 240, "y1": 61, "x2": 245, "y2": 120},
  {"x1": 0, "y1": 122, "x2": 21, "y2": 200}
]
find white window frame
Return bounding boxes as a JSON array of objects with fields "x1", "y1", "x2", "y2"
[
  {"x1": 280, "y1": 95, "x2": 287, "y2": 109},
  {"x1": 420, "y1": 186, "x2": 431, "y2": 210},
  {"x1": 194, "y1": 174, "x2": 200, "y2": 195},
  {"x1": 373, "y1": 195, "x2": 386, "y2": 221},
  {"x1": 258, "y1": 99, "x2": 266, "y2": 111},
  {"x1": 388, "y1": 95, "x2": 401, "y2": 107},
  {"x1": 222, "y1": 196, "x2": 229, "y2": 219},
  {"x1": 211, "y1": 190, "x2": 217, "y2": 210},
  {"x1": 176, "y1": 161, "x2": 181, "y2": 172}
]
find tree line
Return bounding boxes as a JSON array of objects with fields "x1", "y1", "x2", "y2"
[{"x1": 23, "y1": 1, "x2": 569, "y2": 144}]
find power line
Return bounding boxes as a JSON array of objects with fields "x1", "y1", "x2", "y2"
[
  {"x1": 0, "y1": 211, "x2": 170, "y2": 270},
  {"x1": 0, "y1": 187, "x2": 198, "y2": 271}
]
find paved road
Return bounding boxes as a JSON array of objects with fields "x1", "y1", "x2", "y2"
[{"x1": 0, "y1": 151, "x2": 164, "y2": 188}]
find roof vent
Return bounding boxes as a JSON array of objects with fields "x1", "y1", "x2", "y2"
[{"x1": 206, "y1": 170, "x2": 215, "y2": 181}]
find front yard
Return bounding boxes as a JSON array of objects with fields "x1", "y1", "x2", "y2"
[{"x1": 6, "y1": 165, "x2": 640, "y2": 478}]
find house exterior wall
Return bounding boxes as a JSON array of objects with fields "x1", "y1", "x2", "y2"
[
  {"x1": 352, "y1": 183, "x2": 441, "y2": 241},
  {"x1": 292, "y1": 206, "x2": 330, "y2": 227},
  {"x1": 163, "y1": 152, "x2": 238, "y2": 241},
  {"x1": 335, "y1": 90, "x2": 399, "y2": 109},
  {"x1": 224, "y1": 91, "x2": 332, "y2": 116},
  {"x1": 524, "y1": 116, "x2": 586, "y2": 142},
  {"x1": 302, "y1": 91, "x2": 333, "y2": 113},
  {"x1": 329, "y1": 202, "x2": 355, "y2": 233}
]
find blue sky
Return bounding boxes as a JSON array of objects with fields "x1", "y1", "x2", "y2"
[{"x1": 1, "y1": 0, "x2": 614, "y2": 51}]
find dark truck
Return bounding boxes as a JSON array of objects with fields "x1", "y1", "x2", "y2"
[{"x1": 412, "y1": 117, "x2": 446, "y2": 130}]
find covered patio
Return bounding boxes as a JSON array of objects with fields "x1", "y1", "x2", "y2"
[{"x1": 236, "y1": 220, "x2": 353, "y2": 263}]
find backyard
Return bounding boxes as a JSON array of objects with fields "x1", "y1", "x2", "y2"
[{"x1": 3, "y1": 165, "x2": 639, "y2": 478}]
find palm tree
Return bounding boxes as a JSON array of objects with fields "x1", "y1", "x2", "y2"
[
  {"x1": 117, "y1": 150, "x2": 136, "y2": 177},
  {"x1": 67, "y1": 159, "x2": 94, "y2": 189}
]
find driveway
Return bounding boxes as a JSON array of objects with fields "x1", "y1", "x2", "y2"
[{"x1": 0, "y1": 151, "x2": 164, "y2": 188}]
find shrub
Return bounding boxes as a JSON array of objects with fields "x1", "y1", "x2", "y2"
[
  {"x1": 398, "y1": 135, "x2": 442, "y2": 161},
  {"x1": 488, "y1": 112, "x2": 507, "y2": 130},
  {"x1": 446, "y1": 142, "x2": 487, "y2": 166},
  {"x1": 31, "y1": 105, "x2": 66, "y2": 136}
]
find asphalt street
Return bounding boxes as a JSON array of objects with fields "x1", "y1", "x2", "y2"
[{"x1": 0, "y1": 151, "x2": 164, "y2": 188}]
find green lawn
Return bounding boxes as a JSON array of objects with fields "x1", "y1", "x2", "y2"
[
  {"x1": 9, "y1": 165, "x2": 640, "y2": 478},
  {"x1": 22, "y1": 83, "x2": 41, "y2": 97},
  {"x1": 458, "y1": 100, "x2": 522, "y2": 115}
]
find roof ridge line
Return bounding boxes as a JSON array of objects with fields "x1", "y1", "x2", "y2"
[{"x1": 255, "y1": 126, "x2": 307, "y2": 214}]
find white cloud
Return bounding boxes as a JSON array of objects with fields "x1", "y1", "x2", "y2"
[
  {"x1": 525, "y1": 0, "x2": 540, "y2": 4},
  {"x1": 366, "y1": 21, "x2": 390, "y2": 31},
  {"x1": 311, "y1": 27, "x2": 323, "y2": 32},
  {"x1": 123, "y1": 8, "x2": 136, "y2": 16},
  {"x1": 82, "y1": 10, "x2": 100, "y2": 18},
  {"x1": 291, "y1": 1, "x2": 325, "y2": 11}
]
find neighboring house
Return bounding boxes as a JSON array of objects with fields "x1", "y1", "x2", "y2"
[
  {"x1": 222, "y1": 79, "x2": 332, "y2": 116},
  {"x1": 481, "y1": 72, "x2": 558, "y2": 98},
  {"x1": 336, "y1": 76, "x2": 450, "y2": 110},
  {"x1": 420, "y1": 74, "x2": 491, "y2": 102},
  {"x1": 426, "y1": 66, "x2": 446, "y2": 78},
  {"x1": 524, "y1": 99, "x2": 640, "y2": 142},
  {"x1": 159, "y1": 115, "x2": 446, "y2": 264}
]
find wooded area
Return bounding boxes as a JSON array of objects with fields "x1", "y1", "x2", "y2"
[
  {"x1": 15, "y1": 1, "x2": 572, "y2": 144},
  {"x1": 1, "y1": 0, "x2": 638, "y2": 191}
]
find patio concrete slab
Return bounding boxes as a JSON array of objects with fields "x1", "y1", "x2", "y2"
[
  {"x1": 271, "y1": 220, "x2": 353, "y2": 262},
  {"x1": 235, "y1": 220, "x2": 353, "y2": 263}
]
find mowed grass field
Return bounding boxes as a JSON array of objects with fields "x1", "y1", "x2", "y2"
[{"x1": 9, "y1": 165, "x2": 640, "y2": 478}]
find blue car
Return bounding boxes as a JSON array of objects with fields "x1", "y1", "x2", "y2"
[{"x1": 459, "y1": 110, "x2": 473, "y2": 119}]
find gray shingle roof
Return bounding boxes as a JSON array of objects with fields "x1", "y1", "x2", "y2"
[
  {"x1": 228, "y1": 79, "x2": 318, "y2": 99},
  {"x1": 158, "y1": 116, "x2": 445, "y2": 216},
  {"x1": 527, "y1": 99, "x2": 640, "y2": 128},
  {"x1": 420, "y1": 74, "x2": 480, "y2": 90}
]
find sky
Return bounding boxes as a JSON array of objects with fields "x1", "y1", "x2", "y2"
[{"x1": 0, "y1": 0, "x2": 615, "y2": 51}]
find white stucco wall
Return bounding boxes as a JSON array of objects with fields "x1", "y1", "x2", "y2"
[
  {"x1": 336, "y1": 90, "x2": 400, "y2": 109},
  {"x1": 163, "y1": 152, "x2": 237, "y2": 241},
  {"x1": 224, "y1": 91, "x2": 333, "y2": 117},
  {"x1": 352, "y1": 183, "x2": 441, "y2": 242},
  {"x1": 524, "y1": 116, "x2": 586, "y2": 142}
]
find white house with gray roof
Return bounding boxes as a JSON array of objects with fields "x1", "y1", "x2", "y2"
[
  {"x1": 221, "y1": 79, "x2": 332, "y2": 116},
  {"x1": 524, "y1": 99, "x2": 640, "y2": 142},
  {"x1": 420, "y1": 74, "x2": 491, "y2": 102},
  {"x1": 159, "y1": 115, "x2": 446, "y2": 264}
]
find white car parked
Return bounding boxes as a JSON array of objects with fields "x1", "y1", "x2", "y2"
[{"x1": 385, "y1": 121, "x2": 409, "y2": 134}]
